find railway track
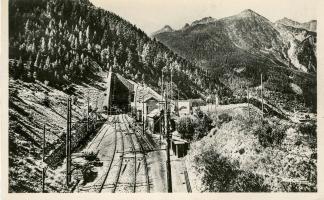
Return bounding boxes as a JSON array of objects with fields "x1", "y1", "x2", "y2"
[
  {"x1": 98, "y1": 115, "x2": 119, "y2": 192},
  {"x1": 183, "y1": 160, "x2": 192, "y2": 193},
  {"x1": 123, "y1": 114, "x2": 137, "y2": 192},
  {"x1": 111, "y1": 115, "x2": 125, "y2": 193},
  {"x1": 124, "y1": 115, "x2": 150, "y2": 193},
  {"x1": 77, "y1": 115, "x2": 120, "y2": 193},
  {"x1": 77, "y1": 114, "x2": 151, "y2": 193},
  {"x1": 134, "y1": 124, "x2": 155, "y2": 151}
]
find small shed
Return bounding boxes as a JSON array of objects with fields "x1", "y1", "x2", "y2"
[
  {"x1": 178, "y1": 100, "x2": 192, "y2": 117},
  {"x1": 171, "y1": 131, "x2": 189, "y2": 158},
  {"x1": 147, "y1": 108, "x2": 162, "y2": 135}
]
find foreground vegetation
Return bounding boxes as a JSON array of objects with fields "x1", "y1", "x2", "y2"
[{"x1": 185, "y1": 104, "x2": 316, "y2": 192}]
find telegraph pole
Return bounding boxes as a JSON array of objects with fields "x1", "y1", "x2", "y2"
[
  {"x1": 261, "y1": 73, "x2": 264, "y2": 121},
  {"x1": 142, "y1": 98, "x2": 145, "y2": 135},
  {"x1": 164, "y1": 85, "x2": 172, "y2": 193},
  {"x1": 87, "y1": 90, "x2": 89, "y2": 133},
  {"x1": 177, "y1": 87, "x2": 179, "y2": 116},
  {"x1": 66, "y1": 97, "x2": 70, "y2": 186},
  {"x1": 170, "y1": 69, "x2": 173, "y2": 100},
  {"x1": 247, "y1": 86, "x2": 250, "y2": 121},
  {"x1": 69, "y1": 98, "x2": 72, "y2": 180},
  {"x1": 42, "y1": 124, "x2": 46, "y2": 193}
]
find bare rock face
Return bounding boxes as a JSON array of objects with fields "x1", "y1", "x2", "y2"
[
  {"x1": 191, "y1": 17, "x2": 216, "y2": 26},
  {"x1": 276, "y1": 17, "x2": 317, "y2": 32},
  {"x1": 151, "y1": 25, "x2": 174, "y2": 36}
]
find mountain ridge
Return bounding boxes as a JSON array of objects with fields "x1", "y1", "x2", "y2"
[
  {"x1": 275, "y1": 17, "x2": 317, "y2": 32},
  {"x1": 152, "y1": 9, "x2": 316, "y2": 112}
]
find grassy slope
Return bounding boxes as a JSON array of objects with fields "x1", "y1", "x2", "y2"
[
  {"x1": 8, "y1": 71, "x2": 107, "y2": 192},
  {"x1": 186, "y1": 104, "x2": 316, "y2": 192}
]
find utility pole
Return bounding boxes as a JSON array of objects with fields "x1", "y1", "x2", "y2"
[
  {"x1": 177, "y1": 87, "x2": 179, "y2": 116},
  {"x1": 69, "y1": 98, "x2": 72, "y2": 184},
  {"x1": 66, "y1": 97, "x2": 70, "y2": 186},
  {"x1": 164, "y1": 85, "x2": 172, "y2": 193},
  {"x1": 170, "y1": 69, "x2": 173, "y2": 100},
  {"x1": 87, "y1": 90, "x2": 89, "y2": 133},
  {"x1": 142, "y1": 83, "x2": 145, "y2": 135},
  {"x1": 261, "y1": 73, "x2": 264, "y2": 121},
  {"x1": 215, "y1": 94, "x2": 218, "y2": 125},
  {"x1": 161, "y1": 71, "x2": 164, "y2": 102},
  {"x1": 42, "y1": 124, "x2": 46, "y2": 193},
  {"x1": 107, "y1": 71, "x2": 109, "y2": 118},
  {"x1": 142, "y1": 98, "x2": 145, "y2": 135},
  {"x1": 247, "y1": 86, "x2": 250, "y2": 121}
]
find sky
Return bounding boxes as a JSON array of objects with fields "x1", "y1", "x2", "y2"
[{"x1": 89, "y1": 0, "x2": 318, "y2": 35}]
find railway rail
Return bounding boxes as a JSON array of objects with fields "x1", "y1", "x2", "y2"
[
  {"x1": 111, "y1": 115, "x2": 125, "y2": 193},
  {"x1": 124, "y1": 115, "x2": 150, "y2": 193},
  {"x1": 76, "y1": 114, "x2": 152, "y2": 193},
  {"x1": 77, "y1": 115, "x2": 120, "y2": 193}
]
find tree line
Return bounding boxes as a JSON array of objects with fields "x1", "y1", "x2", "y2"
[{"x1": 9, "y1": 0, "x2": 223, "y2": 99}]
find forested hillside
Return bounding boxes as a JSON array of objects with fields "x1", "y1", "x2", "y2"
[{"x1": 9, "y1": 0, "x2": 217, "y2": 99}]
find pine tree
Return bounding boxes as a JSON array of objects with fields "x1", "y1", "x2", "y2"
[
  {"x1": 34, "y1": 52, "x2": 40, "y2": 68},
  {"x1": 113, "y1": 57, "x2": 118, "y2": 71},
  {"x1": 87, "y1": 43, "x2": 92, "y2": 52},
  {"x1": 125, "y1": 48, "x2": 133, "y2": 70},
  {"x1": 85, "y1": 25, "x2": 90, "y2": 43},
  {"x1": 24, "y1": 19, "x2": 30, "y2": 33},
  {"x1": 74, "y1": 37, "x2": 78, "y2": 49},
  {"x1": 48, "y1": 38, "x2": 52, "y2": 50},
  {"x1": 40, "y1": 37, "x2": 46, "y2": 52},
  {"x1": 79, "y1": 30, "x2": 83, "y2": 46}
]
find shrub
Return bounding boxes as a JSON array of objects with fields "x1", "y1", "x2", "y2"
[
  {"x1": 232, "y1": 171, "x2": 270, "y2": 192},
  {"x1": 43, "y1": 92, "x2": 50, "y2": 107},
  {"x1": 194, "y1": 148, "x2": 269, "y2": 192},
  {"x1": 298, "y1": 121, "x2": 316, "y2": 137},
  {"x1": 83, "y1": 151, "x2": 98, "y2": 162},
  {"x1": 81, "y1": 163, "x2": 98, "y2": 184},
  {"x1": 297, "y1": 121, "x2": 317, "y2": 148},
  {"x1": 193, "y1": 113, "x2": 213, "y2": 140},
  {"x1": 177, "y1": 117, "x2": 195, "y2": 140},
  {"x1": 218, "y1": 113, "x2": 232, "y2": 125},
  {"x1": 255, "y1": 119, "x2": 287, "y2": 148},
  {"x1": 177, "y1": 107, "x2": 213, "y2": 141}
]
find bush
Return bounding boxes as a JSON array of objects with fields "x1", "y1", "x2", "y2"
[
  {"x1": 43, "y1": 92, "x2": 50, "y2": 107},
  {"x1": 193, "y1": 114, "x2": 213, "y2": 140},
  {"x1": 218, "y1": 113, "x2": 232, "y2": 125},
  {"x1": 298, "y1": 121, "x2": 316, "y2": 137},
  {"x1": 297, "y1": 121, "x2": 317, "y2": 148},
  {"x1": 81, "y1": 163, "x2": 98, "y2": 184},
  {"x1": 177, "y1": 108, "x2": 213, "y2": 141},
  {"x1": 255, "y1": 119, "x2": 287, "y2": 148},
  {"x1": 177, "y1": 117, "x2": 195, "y2": 140},
  {"x1": 83, "y1": 151, "x2": 98, "y2": 162},
  {"x1": 194, "y1": 148, "x2": 269, "y2": 192},
  {"x1": 232, "y1": 171, "x2": 270, "y2": 192}
]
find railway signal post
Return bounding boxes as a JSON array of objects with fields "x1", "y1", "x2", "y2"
[
  {"x1": 164, "y1": 87, "x2": 172, "y2": 193},
  {"x1": 42, "y1": 124, "x2": 46, "y2": 192}
]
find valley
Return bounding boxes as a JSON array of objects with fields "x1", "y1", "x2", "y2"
[{"x1": 7, "y1": 0, "x2": 317, "y2": 193}]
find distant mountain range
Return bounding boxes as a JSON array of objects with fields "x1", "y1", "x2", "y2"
[
  {"x1": 276, "y1": 17, "x2": 317, "y2": 32},
  {"x1": 152, "y1": 9, "x2": 317, "y2": 112},
  {"x1": 152, "y1": 9, "x2": 316, "y2": 74}
]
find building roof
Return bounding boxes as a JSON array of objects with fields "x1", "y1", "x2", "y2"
[
  {"x1": 116, "y1": 73, "x2": 134, "y2": 91},
  {"x1": 102, "y1": 71, "x2": 133, "y2": 109},
  {"x1": 147, "y1": 108, "x2": 160, "y2": 118},
  {"x1": 171, "y1": 131, "x2": 188, "y2": 143},
  {"x1": 133, "y1": 83, "x2": 162, "y2": 103}
]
